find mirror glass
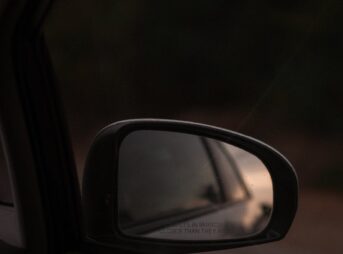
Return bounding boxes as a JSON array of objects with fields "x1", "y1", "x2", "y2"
[{"x1": 118, "y1": 130, "x2": 273, "y2": 241}]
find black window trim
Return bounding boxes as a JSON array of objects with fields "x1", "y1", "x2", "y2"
[{"x1": 0, "y1": 0, "x2": 83, "y2": 253}]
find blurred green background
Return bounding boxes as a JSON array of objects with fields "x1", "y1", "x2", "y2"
[{"x1": 44, "y1": 0, "x2": 343, "y2": 253}]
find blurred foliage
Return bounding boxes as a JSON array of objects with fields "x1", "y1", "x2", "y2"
[
  {"x1": 44, "y1": 0, "x2": 343, "y2": 185},
  {"x1": 316, "y1": 165, "x2": 343, "y2": 192}
]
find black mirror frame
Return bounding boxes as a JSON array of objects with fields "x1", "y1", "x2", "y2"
[{"x1": 82, "y1": 119, "x2": 298, "y2": 254}]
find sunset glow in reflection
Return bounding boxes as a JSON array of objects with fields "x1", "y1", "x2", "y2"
[{"x1": 223, "y1": 143, "x2": 273, "y2": 206}]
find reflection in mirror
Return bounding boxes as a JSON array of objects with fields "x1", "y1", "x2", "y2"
[{"x1": 118, "y1": 130, "x2": 273, "y2": 241}]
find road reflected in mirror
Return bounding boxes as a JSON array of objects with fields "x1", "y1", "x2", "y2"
[{"x1": 118, "y1": 130, "x2": 273, "y2": 241}]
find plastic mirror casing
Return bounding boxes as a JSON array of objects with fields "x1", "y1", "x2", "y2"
[{"x1": 82, "y1": 119, "x2": 298, "y2": 254}]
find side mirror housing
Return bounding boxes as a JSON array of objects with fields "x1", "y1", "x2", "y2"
[{"x1": 82, "y1": 119, "x2": 298, "y2": 254}]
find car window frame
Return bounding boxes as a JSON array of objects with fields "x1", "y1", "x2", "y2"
[{"x1": 1, "y1": 0, "x2": 83, "y2": 253}]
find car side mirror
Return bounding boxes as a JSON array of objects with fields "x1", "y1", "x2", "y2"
[{"x1": 82, "y1": 119, "x2": 298, "y2": 254}]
